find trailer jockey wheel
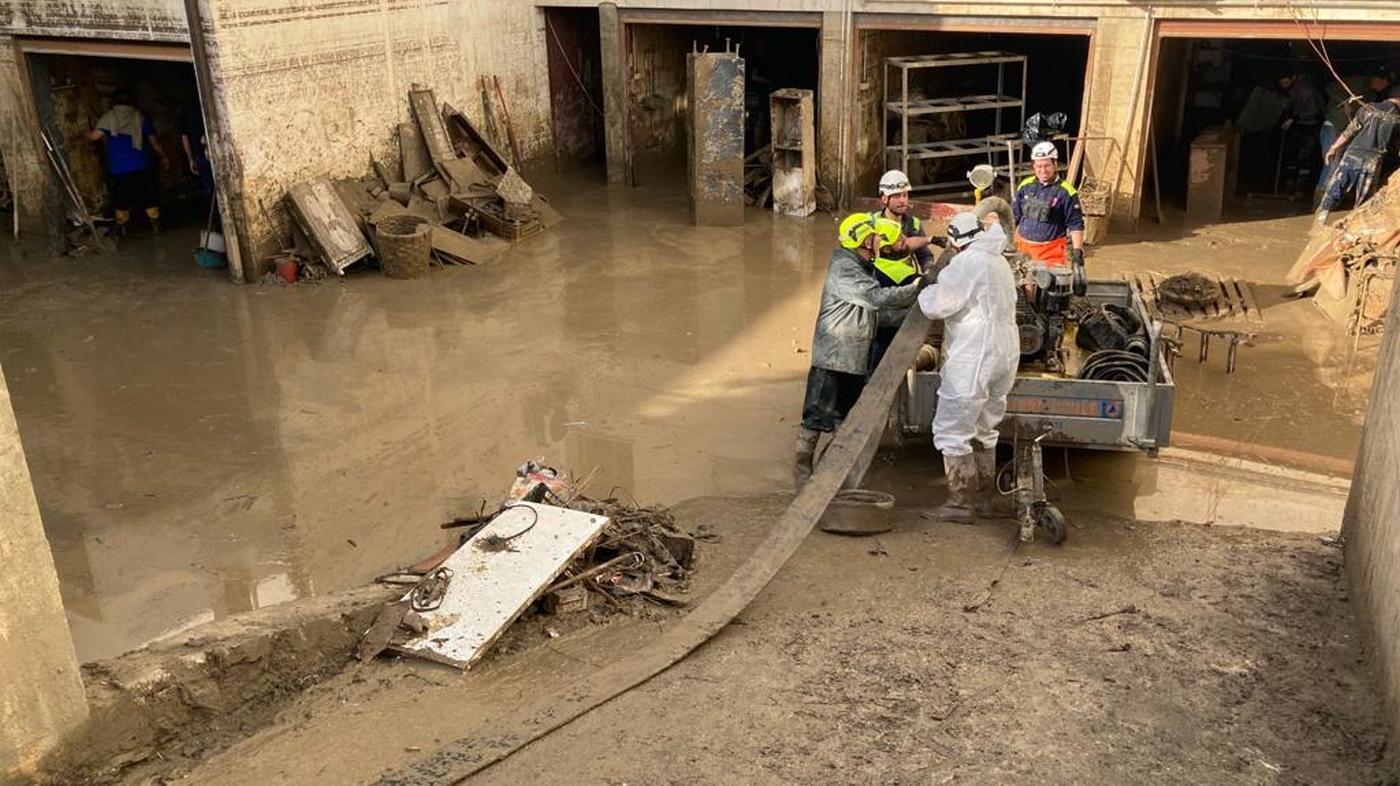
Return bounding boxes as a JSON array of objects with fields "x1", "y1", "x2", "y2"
[{"x1": 1038, "y1": 504, "x2": 1067, "y2": 545}]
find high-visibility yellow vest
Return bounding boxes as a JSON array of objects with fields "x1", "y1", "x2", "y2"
[{"x1": 870, "y1": 211, "x2": 921, "y2": 284}]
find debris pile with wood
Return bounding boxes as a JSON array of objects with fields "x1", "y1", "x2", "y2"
[
  {"x1": 356, "y1": 461, "x2": 699, "y2": 670},
  {"x1": 276, "y1": 83, "x2": 561, "y2": 281},
  {"x1": 1289, "y1": 169, "x2": 1398, "y2": 336}
]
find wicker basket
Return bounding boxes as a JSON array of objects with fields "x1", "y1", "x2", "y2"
[
  {"x1": 1078, "y1": 177, "x2": 1112, "y2": 217},
  {"x1": 376, "y1": 214, "x2": 431, "y2": 279}
]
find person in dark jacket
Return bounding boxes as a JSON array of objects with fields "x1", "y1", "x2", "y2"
[{"x1": 793, "y1": 214, "x2": 922, "y2": 486}]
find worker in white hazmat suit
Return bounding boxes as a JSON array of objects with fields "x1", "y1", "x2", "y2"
[{"x1": 918, "y1": 212, "x2": 1019, "y2": 521}]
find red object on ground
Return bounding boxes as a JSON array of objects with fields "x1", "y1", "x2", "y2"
[{"x1": 277, "y1": 258, "x2": 298, "y2": 284}]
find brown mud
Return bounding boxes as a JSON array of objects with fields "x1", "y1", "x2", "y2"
[{"x1": 159, "y1": 488, "x2": 1389, "y2": 786}]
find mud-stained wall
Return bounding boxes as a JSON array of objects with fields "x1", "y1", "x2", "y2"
[
  {"x1": 0, "y1": 364, "x2": 88, "y2": 779},
  {"x1": 1344, "y1": 301, "x2": 1400, "y2": 758},
  {"x1": 0, "y1": 0, "x2": 185, "y2": 41},
  {"x1": 0, "y1": 35, "x2": 46, "y2": 233},
  {"x1": 202, "y1": 0, "x2": 553, "y2": 269}
]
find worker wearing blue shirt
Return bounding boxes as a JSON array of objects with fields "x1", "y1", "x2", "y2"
[
  {"x1": 1012, "y1": 141, "x2": 1084, "y2": 269},
  {"x1": 87, "y1": 91, "x2": 171, "y2": 234}
]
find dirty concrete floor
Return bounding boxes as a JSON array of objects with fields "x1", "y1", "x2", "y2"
[
  {"x1": 0, "y1": 173, "x2": 1371, "y2": 662},
  {"x1": 159, "y1": 492, "x2": 1389, "y2": 786}
]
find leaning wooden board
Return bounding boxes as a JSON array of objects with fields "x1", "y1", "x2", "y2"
[
  {"x1": 389, "y1": 503, "x2": 609, "y2": 670},
  {"x1": 285, "y1": 178, "x2": 372, "y2": 274},
  {"x1": 372, "y1": 307, "x2": 933, "y2": 785}
]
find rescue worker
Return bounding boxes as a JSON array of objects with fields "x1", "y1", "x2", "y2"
[
  {"x1": 1319, "y1": 68, "x2": 1397, "y2": 196},
  {"x1": 1011, "y1": 141, "x2": 1084, "y2": 270},
  {"x1": 87, "y1": 91, "x2": 170, "y2": 235},
  {"x1": 1317, "y1": 95, "x2": 1400, "y2": 225},
  {"x1": 918, "y1": 212, "x2": 1019, "y2": 521},
  {"x1": 869, "y1": 169, "x2": 946, "y2": 366},
  {"x1": 794, "y1": 214, "x2": 923, "y2": 486}
]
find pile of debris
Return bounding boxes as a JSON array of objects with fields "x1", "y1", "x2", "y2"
[
  {"x1": 357, "y1": 462, "x2": 700, "y2": 669},
  {"x1": 277, "y1": 84, "x2": 562, "y2": 281},
  {"x1": 1289, "y1": 170, "x2": 1398, "y2": 336}
]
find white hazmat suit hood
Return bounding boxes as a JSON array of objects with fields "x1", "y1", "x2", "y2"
[{"x1": 917, "y1": 221, "x2": 1020, "y2": 456}]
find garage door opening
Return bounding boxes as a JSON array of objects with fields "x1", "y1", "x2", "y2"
[
  {"x1": 544, "y1": 7, "x2": 606, "y2": 173},
  {"x1": 855, "y1": 27, "x2": 1092, "y2": 200},
  {"x1": 1145, "y1": 36, "x2": 1400, "y2": 222},
  {"x1": 623, "y1": 22, "x2": 820, "y2": 196},
  {"x1": 26, "y1": 49, "x2": 214, "y2": 240}
]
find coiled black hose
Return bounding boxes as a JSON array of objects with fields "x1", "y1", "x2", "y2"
[{"x1": 1080, "y1": 349, "x2": 1150, "y2": 382}]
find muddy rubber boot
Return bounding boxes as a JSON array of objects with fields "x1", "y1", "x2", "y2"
[
  {"x1": 924, "y1": 453, "x2": 976, "y2": 522},
  {"x1": 794, "y1": 427, "x2": 820, "y2": 488},
  {"x1": 973, "y1": 445, "x2": 999, "y2": 518}
]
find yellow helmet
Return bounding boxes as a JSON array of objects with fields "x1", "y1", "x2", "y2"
[{"x1": 838, "y1": 213, "x2": 901, "y2": 250}]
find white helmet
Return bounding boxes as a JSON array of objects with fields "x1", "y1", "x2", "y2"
[
  {"x1": 1031, "y1": 141, "x2": 1059, "y2": 161},
  {"x1": 878, "y1": 170, "x2": 912, "y2": 196},
  {"x1": 946, "y1": 212, "x2": 982, "y2": 248}
]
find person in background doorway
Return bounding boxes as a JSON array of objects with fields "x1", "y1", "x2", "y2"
[
  {"x1": 1277, "y1": 72, "x2": 1326, "y2": 200},
  {"x1": 180, "y1": 99, "x2": 214, "y2": 209},
  {"x1": 917, "y1": 212, "x2": 1018, "y2": 522},
  {"x1": 1320, "y1": 73, "x2": 1374, "y2": 201},
  {"x1": 1012, "y1": 141, "x2": 1085, "y2": 274},
  {"x1": 87, "y1": 91, "x2": 170, "y2": 235},
  {"x1": 1317, "y1": 95, "x2": 1400, "y2": 224},
  {"x1": 793, "y1": 214, "x2": 923, "y2": 487}
]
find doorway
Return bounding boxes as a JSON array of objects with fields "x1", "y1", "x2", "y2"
[{"x1": 22, "y1": 44, "x2": 212, "y2": 239}]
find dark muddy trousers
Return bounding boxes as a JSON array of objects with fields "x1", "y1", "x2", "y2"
[
  {"x1": 1320, "y1": 150, "x2": 1382, "y2": 211},
  {"x1": 800, "y1": 366, "x2": 867, "y2": 433}
]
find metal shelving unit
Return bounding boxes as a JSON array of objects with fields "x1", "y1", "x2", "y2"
[{"x1": 885, "y1": 51, "x2": 1029, "y2": 195}]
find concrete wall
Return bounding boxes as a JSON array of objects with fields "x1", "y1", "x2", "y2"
[
  {"x1": 202, "y1": 0, "x2": 553, "y2": 271},
  {"x1": 0, "y1": 363, "x2": 87, "y2": 780},
  {"x1": 1343, "y1": 301, "x2": 1400, "y2": 756}
]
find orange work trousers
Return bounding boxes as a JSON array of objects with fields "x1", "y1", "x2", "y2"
[{"x1": 1015, "y1": 233, "x2": 1068, "y2": 266}]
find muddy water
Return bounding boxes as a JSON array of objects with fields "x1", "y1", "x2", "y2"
[
  {"x1": 0, "y1": 176, "x2": 834, "y2": 661},
  {"x1": 0, "y1": 179, "x2": 1368, "y2": 662},
  {"x1": 1090, "y1": 208, "x2": 1369, "y2": 460}
]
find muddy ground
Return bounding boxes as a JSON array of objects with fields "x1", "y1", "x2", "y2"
[{"x1": 152, "y1": 484, "x2": 1389, "y2": 786}]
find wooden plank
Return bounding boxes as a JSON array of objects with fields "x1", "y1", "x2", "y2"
[
  {"x1": 390, "y1": 503, "x2": 608, "y2": 670},
  {"x1": 430, "y1": 225, "x2": 508, "y2": 265},
  {"x1": 373, "y1": 307, "x2": 935, "y2": 786},
  {"x1": 410, "y1": 87, "x2": 455, "y2": 166},
  {"x1": 1221, "y1": 277, "x2": 1246, "y2": 319},
  {"x1": 285, "y1": 178, "x2": 373, "y2": 274},
  {"x1": 1134, "y1": 273, "x2": 1160, "y2": 320},
  {"x1": 442, "y1": 102, "x2": 510, "y2": 179},
  {"x1": 399, "y1": 122, "x2": 431, "y2": 183},
  {"x1": 1238, "y1": 280, "x2": 1264, "y2": 323}
]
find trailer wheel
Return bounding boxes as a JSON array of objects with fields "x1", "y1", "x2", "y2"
[{"x1": 1039, "y1": 505, "x2": 1067, "y2": 545}]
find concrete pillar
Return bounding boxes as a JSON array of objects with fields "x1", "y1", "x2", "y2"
[
  {"x1": 817, "y1": 10, "x2": 852, "y2": 208},
  {"x1": 1082, "y1": 14, "x2": 1155, "y2": 224},
  {"x1": 687, "y1": 50, "x2": 745, "y2": 226},
  {"x1": 0, "y1": 364, "x2": 87, "y2": 778},
  {"x1": 599, "y1": 3, "x2": 628, "y2": 186}
]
